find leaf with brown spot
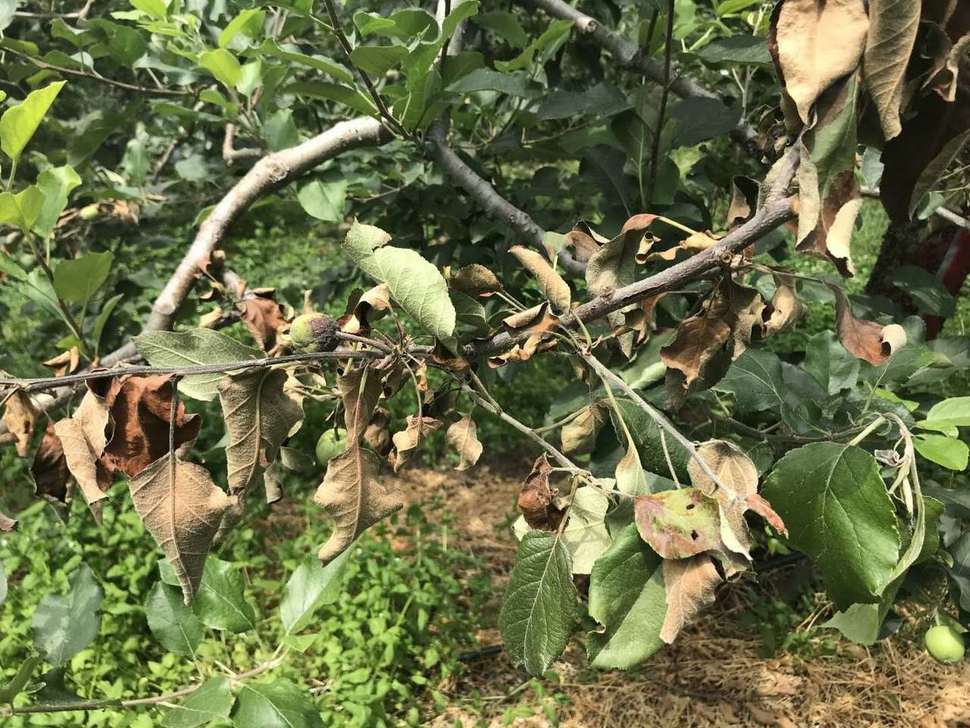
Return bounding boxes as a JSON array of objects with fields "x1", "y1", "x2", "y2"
[
  {"x1": 129, "y1": 453, "x2": 232, "y2": 603},
  {"x1": 585, "y1": 214, "x2": 658, "y2": 296},
  {"x1": 31, "y1": 423, "x2": 69, "y2": 505},
  {"x1": 218, "y1": 368, "x2": 304, "y2": 497},
  {"x1": 53, "y1": 418, "x2": 111, "y2": 523},
  {"x1": 2, "y1": 391, "x2": 38, "y2": 457},
  {"x1": 560, "y1": 403, "x2": 608, "y2": 456},
  {"x1": 510, "y1": 246, "x2": 571, "y2": 313},
  {"x1": 449, "y1": 264, "x2": 502, "y2": 298},
  {"x1": 446, "y1": 415, "x2": 483, "y2": 471},
  {"x1": 390, "y1": 415, "x2": 442, "y2": 472},
  {"x1": 518, "y1": 455, "x2": 563, "y2": 530},
  {"x1": 102, "y1": 376, "x2": 201, "y2": 478},
  {"x1": 314, "y1": 445, "x2": 403, "y2": 564},
  {"x1": 830, "y1": 285, "x2": 908, "y2": 365},
  {"x1": 659, "y1": 555, "x2": 721, "y2": 643},
  {"x1": 769, "y1": 0, "x2": 869, "y2": 124},
  {"x1": 634, "y1": 488, "x2": 722, "y2": 559},
  {"x1": 239, "y1": 293, "x2": 285, "y2": 351}
]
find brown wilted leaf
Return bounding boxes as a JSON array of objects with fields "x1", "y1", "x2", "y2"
[
  {"x1": 769, "y1": 0, "x2": 869, "y2": 124},
  {"x1": 585, "y1": 214, "x2": 658, "y2": 296},
  {"x1": 363, "y1": 407, "x2": 391, "y2": 455},
  {"x1": 31, "y1": 422, "x2": 69, "y2": 504},
  {"x1": 560, "y1": 403, "x2": 608, "y2": 455},
  {"x1": 341, "y1": 283, "x2": 391, "y2": 335},
  {"x1": 661, "y1": 315, "x2": 733, "y2": 391},
  {"x1": 681, "y1": 231, "x2": 721, "y2": 253},
  {"x1": 218, "y1": 368, "x2": 304, "y2": 497},
  {"x1": 2, "y1": 390, "x2": 38, "y2": 457},
  {"x1": 763, "y1": 273, "x2": 803, "y2": 335},
  {"x1": 510, "y1": 246, "x2": 571, "y2": 313},
  {"x1": 239, "y1": 293, "x2": 286, "y2": 351},
  {"x1": 489, "y1": 303, "x2": 561, "y2": 367},
  {"x1": 129, "y1": 453, "x2": 232, "y2": 603},
  {"x1": 518, "y1": 454, "x2": 563, "y2": 530},
  {"x1": 830, "y1": 285, "x2": 907, "y2": 365},
  {"x1": 0, "y1": 509, "x2": 15, "y2": 531},
  {"x1": 53, "y1": 418, "x2": 111, "y2": 523},
  {"x1": 198, "y1": 306, "x2": 225, "y2": 328},
  {"x1": 314, "y1": 445, "x2": 403, "y2": 564},
  {"x1": 75, "y1": 384, "x2": 112, "y2": 455},
  {"x1": 727, "y1": 176, "x2": 759, "y2": 228},
  {"x1": 42, "y1": 347, "x2": 80, "y2": 377},
  {"x1": 449, "y1": 264, "x2": 502, "y2": 298},
  {"x1": 563, "y1": 222, "x2": 604, "y2": 263},
  {"x1": 446, "y1": 415, "x2": 483, "y2": 471},
  {"x1": 102, "y1": 375, "x2": 202, "y2": 478},
  {"x1": 660, "y1": 555, "x2": 721, "y2": 643},
  {"x1": 634, "y1": 488, "x2": 723, "y2": 559},
  {"x1": 927, "y1": 32, "x2": 970, "y2": 103},
  {"x1": 797, "y1": 168, "x2": 860, "y2": 277},
  {"x1": 338, "y1": 366, "x2": 383, "y2": 444},
  {"x1": 390, "y1": 415, "x2": 442, "y2": 472}
]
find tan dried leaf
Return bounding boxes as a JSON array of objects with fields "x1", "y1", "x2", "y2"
[
  {"x1": 0, "y1": 509, "x2": 15, "y2": 532},
  {"x1": 363, "y1": 408, "x2": 392, "y2": 455},
  {"x1": 198, "y1": 307, "x2": 225, "y2": 328},
  {"x1": 560, "y1": 403, "x2": 608, "y2": 456},
  {"x1": 314, "y1": 445, "x2": 403, "y2": 564},
  {"x1": 446, "y1": 415, "x2": 483, "y2": 471},
  {"x1": 661, "y1": 315, "x2": 733, "y2": 390},
  {"x1": 239, "y1": 294, "x2": 286, "y2": 351},
  {"x1": 341, "y1": 283, "x2": 392, "y2": 334},
  {"x1": 510, "y1": 246, "x2": 571, "y2": 313},
  {"x1": 42, "y1": 347, "x2": 80, "y2": 377},
  {"x1": 771, "y1": 0, "x2": 869, "y2": 124},
  {"x1": 52, "y1": 418, "x2": 110, "y2": 523},
  {"x1": 390, "y1": 415, "x2": 442, "y2": 472},
  {"x1": 681, "y1": 231, "x2": 721, "y2": 253},
  {"x1": 218, "y1": 368, "x2": 304, "y2": 497},
  {"x1": 338, "y1": 366, "x2": 383, "y2": 443},
  {"x1": 2, "y1": 390, "x2": 38, "y2": 457},
  {"x1": 129, "y1": 453, "x2": 232, "y2": 603},
  {"x1": 763, "y1": 274, "x2": 803, "y2": 335},
  {"x1": 830, "y1": 285, "x2": 907, "y2": 365},
  {"x1": 659, "y1": 555, "x2": 721, "y2": 643}
]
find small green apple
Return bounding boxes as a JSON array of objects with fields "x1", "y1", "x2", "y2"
[{"x1": 925, "y1": 624, "x2": 965, "y2": 664}]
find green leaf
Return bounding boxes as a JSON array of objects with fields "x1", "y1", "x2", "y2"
[
  {"x1": 32, "y1": 564, "x2": 102, "y2": 666},
  {"x1": 587, "y1": 524, "x2": 666, "y2": 668},
  {"x1": 199, "y1": 48, "x2": 242, "y2": 89},
  {"x1": 52, "y1": 251, "x2": 113, "y2": 306},
  {"x1": 448, "y1": 68, "x2": 542, "y2": 98},
  {"x1": 280, "y1": 549, "x2": 352, "y2": 634},
  {"x1": 494, "y1": 18, "x2": 572, "y2": 72},
  {"x1": 695, "y1": 34, "x2": 772, "y2": 65},
  {"x1": 285, "y1": 81, "x2": 379, "y2": 116},
  {"x1": 0, "y1": 81, "x2": 66, "y2": 161},
  {"x1": 349, "y1": 45, "x2": 409, "y2": 75},
  {"x1": 763, "y1": 443, "x2": 900, "y2": 608},
  {"x1": 93, "y1": 293, "x2": 124, "y2": 355},
  {"x1": 257, "y1": 41, "x2": 353, "y2": 84},
  {"x1": 914, "y1": 434, "x2": 969, "y2": 471},
  {"x1": 919, "y1": 397, "x2": 970, "y2": 430},
  {"x1": 191, "y1": 557, "x2": 258, "y2": 633},
  {"x1": 0, "y1": 562, "x2": 6, "y2": 607},
  {"x1": 669, "y1": 97, "x2": 740, "y2": 147},
  {"x1": 608, "y1": 398, "x2": 691, "y2": 482},
  {"x1": 219, "y1": 9, "x2": 265, "y2": 48},
  {"x1": 888, "y1": 266, "x2": 955, "y2": 316},
  {"x1": 341, "y1": 221, "x2": 456, "y2": 340},
  {"x1": 130, "y1": 0, "x2": 168, "y2": 19},
  {"x1": 909, "y1": 129, "x2": 970, "y2": 218},
  {"x1": 233, "y1": 679, "x2": 323, "y2": 728},
  {"x1": 498, "y1": 531, "x2": 576, "y2": 675},
  {"x1": 0, "y1": 186, "x2": 45, "y2": 231},
  {"x1": 474, "y1": 11, "x2": 528, "y2": 48},
  {"x1": 804, "y1": 330, "x2": 859, "y2": 394},
  {"x1": 714, "y1": 349, "x2": 785, "y2": 413},
  {"x1": 297, "y1": 178, "x2": 348, "y2": 222},
  {"x1": 145, "y1": 581, "x2": 204, "y2": 656},
  {"x1": 561, "y1": 487, "x2": 612, "y2": 574},
  {"x1": 134, "y1": 329, "x2": 260, "y2": 401},
  {"x1": 34, "y1": 165, "x2": 81, "y2": 239},
  {"x1": 163, "y1": 677, "x2": 235, "y2": 728},
  {"x1": 0, "y1": 656, "x2": 42, "y2": 703}
]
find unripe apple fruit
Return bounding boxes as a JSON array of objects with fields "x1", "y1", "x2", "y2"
[
  {"x1": 315, "y1": 430, "x2": 346, "y2": 466},
  {"x1": 925, "y1": 625, "x2": 965, "y2": 664}
]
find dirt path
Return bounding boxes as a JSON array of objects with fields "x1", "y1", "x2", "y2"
[{"x1": 389, "y1": 462, "x2": 970, "y2": 728}]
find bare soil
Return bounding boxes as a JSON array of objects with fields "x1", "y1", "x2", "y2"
[{"x1": 389, "y1": 460, "x2": 970, "y2": 728}]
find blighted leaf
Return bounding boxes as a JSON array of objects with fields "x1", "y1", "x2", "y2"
[
  {"x1": 661, "y1": 313, "x2": 732, "y2": 391},
  {"x1": 763, "y1": 273, "x2": 803, "y2": 335},
  {"x1": 31, "y1": 422, "x2": 69, "y2": 505},
  {"x1": 219, "y1": 368, "x2": 303, "y2": 497},
  {"x1": 341, "y1": 283, "x2": 391, "y2": 334},
  {"x1": 510, "y1": 245, "x2": 571, "y2": 313},
  {"x1": 562, "y1": 486, "x2": 612, "y2": 574},
  {"x1": 489, "y1": 303, "x2": 561, "y2": 366},
  {"x1": 52, "y1": 418, "x2": 110, "y2": 522},
  {"x1": 863, "y1": 0, "x2": 920, "y2": 140},
  {"x1": 390, "y1": 415, "x2": 442, "y2": 472},
  {"x1": 32, "y1": 564, "x2": 102, "y2": 666},
  {"x1": 314, "y1": 446, "x2": 403, "y2": 564},
  {"x1": 129, "y1": 454, "x2": 232, "y2": 603},
  {"x1": 659, "y1": 555, "x2": 720, "y2": 643},
  {"x1": 769, "y1": 0, "x2": 868, "y2": 124},
  {"x1": 449, "y1": 263, "x2": 502, "y2": 297},
  {"x1": 634, "y1": 488, "x2": 722, "y2": 560},
  {"x1": 830, "y1": 285, "x2": 907, "y2": 365},
  {"x1": 585, "y1": 214, "x2": 657, "y2": 296},
  {"x1": 239, "y1": 294, "x2": 285, "y2": 351},
  {"x1": 446, "y1": 415, "x2": 483, "y2": 471},
  {"x1": 587, "y1": 524, "x2": 666, "y2": 668},
  {"x1": 2, "y1": 390, "x2": 38, "y2": 457},
  {"x1": 518, "y1": 454, "x2": 563, "y2": 530},
  {"x1": 763, "y1": 443, "x2": 900, "y2": 608},
  {"x1": 338, "y1": 365, "x2": 384, "y2": 443},
  {"x1": 560, "y1": 403, "x2": 608, "y2": 456},
  {"x1": 0, "y1": 511, "x2": 13, "y2": 532},
  {"x1": 798, "y1": 168, "x2": 860, "y2": 276},
  {"x1": 103, "y1": 375, "x2": 202, "y2": 477},
  {"x1": 341, "y1": 221, "x2": 456, "y2": 340},
  {"x1": 499, "y1": 531, "x2": 576, "y2": 675}
]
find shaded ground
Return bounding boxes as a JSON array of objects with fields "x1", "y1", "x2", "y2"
[{"x1": 387, "y1": 461, "x2": 970, "y2": 728}]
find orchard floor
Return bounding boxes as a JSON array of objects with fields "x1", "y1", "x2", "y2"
[{"x1": 385, "y1": 461, "x2": 970, "y2": 728}]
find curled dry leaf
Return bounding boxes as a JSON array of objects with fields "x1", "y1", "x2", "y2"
[
  {"x1": 560, "y1": 403, "x2": 608, "y2": 456},
  {"x1": 563, "y1": 223, "x2": 603, "y2": 263},
  {"x1": 2, "y1": 390, "x2": 38, "y2": 457},
  {"x1": 518, "y1": 454, "x2": 563, "y2": 530},
  {"x1": 449, "y1": 264, "x2": 502, "y2": 298},
  {"x1": 218, "y1": 368, "x2": 304, "y2": 497},
  {"x1": 239, "y1": 294, "x2": 286, "y2": 352},
  {"x1": 927, "y1": 33, "x2": 970, "y2": 102},
  {"x1": 446, "y1": 415, "x2": 483, "y2": 471},
  {"x1": 338, "y1": 366, "x2": 384, "y2": 444},
  {"x1": 585, "y1": 214, "x2": 658, "y2": 296},
  {"x1": 726, "y1": 176, "x2": 759, "y2": 228},
  {"x1": 659, "y1": 555, "x2": 721, "y2": 644},
  {"x1": 102, "y1": 375, "x2": 201, "y2": 478},
  {"x1": 129, "y1": 453, "x2": 232, "y2": 603},
  {"x1": 363, "y1": 407, "x2": 392, "y2": 455},
  {"x1": 42, "y1": 347, "x2": 80, "y2": 377},
  {"x1": 797, "y1": 167, "x2": 860, "y2": 277},
  {"x1": 314, "y1": 445, "x2": 403, "y2": 564},
  {"x1": 341, "y1": 283, "x2": 391, "y2": 335},
  {"x1": 0, "y1": 509, "x2": 15, "y2": 532},
  {"x1": 198, "y1": 306, "x2": 225, "y2": 328},
  {"x1": 829, "y1": 285, "x2": 908, "y2": 365},
  {"x1": 31, "y1": 422, "x2": 69, "y2": 505},
  {"x1": 680, "y1": 231, "x2": 721, "y2": 253},
  {"x1": 510, "y1": 246, "x2": 571, "y2": 313},
  {"x1": 763, "y1": 273, "x2": 803, "y2": 335},
  {"x1": 634, "y1": 488, "x2": 723, "y2": 559},
  {"x1": 52, "y1": 419, "x2": 110, "y2": 523},
  {"x1": 489, "y1": 303, "x2": 561, "y2": 367},
  {"x1": 390, "y1": 415, "x2": 442, "y2": 472},
  {"x1": 769, "y1": 0, "x2": 869, "y2": 124}
]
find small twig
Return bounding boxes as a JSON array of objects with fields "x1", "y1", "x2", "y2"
[
  {"x1": 646, "y1": 0, "x2": 675, "y2": 207},
  {"x1": 222, "y1": 123, "x2": 263, "y2": 165},
  {"x1": 860, "y1": 186, "x2": 970, "y2": 230}
]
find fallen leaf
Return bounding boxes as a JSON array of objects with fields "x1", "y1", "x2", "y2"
[
  {"x1": 314, "y1": 445, "x2": 403, "y2": 564},
  {"x1": 830, "y1": 285, "x2": 907, "y2": 365},
  {"x1": 2, "y1": 391, "x2": 38, "y2": 457},
  {"x1": 659, "y1": 555, "x2": 721, "y2": 643},
  {"x1": 446, "y1": 415, "x2": 483, "y2": 471},
  {"x1": 510, "y1": 246, "x2": 571, "y2": 313},
  {"x1": 128, "y1": 453, "x2": 232, "y2": 603}
]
